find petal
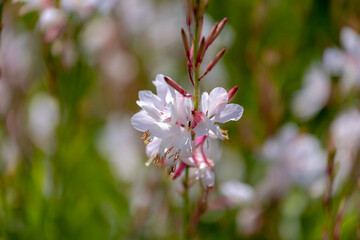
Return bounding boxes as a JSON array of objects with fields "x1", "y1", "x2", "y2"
[
  {"x1": 193, "y1": 118, "x2": 208, "y2": 136},
  {"x1": 136, "y1": 101, "x2": 162, "y2": 120},
  {"x1": 208, "y1": 87, "x2": 228, "y2": 117},
  {"x1": 200, "y1": 92, "x2": 209, "y2": 114},
  {"x1": 201, "y1": 166, "x2": 215, "y2": 188},
  {"x1": 151, "y1": 122, "x2": 180, "y2": 138},
  {"x1": 153, "y1": 74, "x2": 175, "y2": 103},
  {"x1": 146, "y1": 137, "x2": 162, "y2": 157},
  {"x1": 130, "y1": 110, "x2": 156, "y2": 132},
  {"x1": 153, "y1": 74, "x2": 168, "y2": 101},
  {"x1": 213, "y1": 104, "x2": 244, "y2": 123},
  {"x1": 205, "y1": 118, "x2": 223, "y2": 140},
  {"x1": 172, "y1": 161, "x2": 187, "y2": 179},
  {"x1": 138, "y1": 90, "x2": 162, "y2": 109}
]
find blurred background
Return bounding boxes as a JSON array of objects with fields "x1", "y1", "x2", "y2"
[{"x1": 1, "y1": 0, "x2": 360, "y2": 239}]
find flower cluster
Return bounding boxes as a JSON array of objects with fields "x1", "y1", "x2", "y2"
[
  {"x1": 131, "y1": 74, "x2": 243, "y2": 188},
  {"x1": 131, "y1": 0, "x2": 243, "y2": 190},
  {"x1": 323, "y1": 27, "x2": 360, "y2": 95}
]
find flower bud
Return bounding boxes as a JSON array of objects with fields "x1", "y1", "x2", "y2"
[
  {"x1": 181, "y1": 28, "x2": 190, "y2": 60},
  {"x1": 164, "y1": 76, "x2": 188, "y2": 96},
  {"x1": 228, "y1": 86, "x2": 238, "y2": 101}
]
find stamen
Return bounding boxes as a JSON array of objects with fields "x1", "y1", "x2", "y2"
[
  {"x1": 141, "y1": 130, "x2": 152, "y2": 145},
  {"x1": 219, "y1": 128, "x2": 229, "y2": 140},
  {"x1": 165, "y1": 146, "x2": 174, "y2": 156}
]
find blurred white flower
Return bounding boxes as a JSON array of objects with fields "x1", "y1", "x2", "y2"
[
  {"x1": 38, "y1": 7, "x2": 67, "y2": 42},
  {"x1": 97, "y1": 114, "x2": 142, "y2": 182},
  {"x1": 292, "y1": 64, "x2": 331, "y2": 120},
  {"x1": 260, "y1": 123, "x2": 327, "y2": 196},
  {"x1": 81, "y1": 17, "x2": 138, "y2": 85},
  {"x1": 81, "y1": 17, "x2": 117, "y2": 57},
  {"x1": 236, "y1": 207, "x2": 263, "y2": 236},
  {"x1": 323, "y1": 27, "x2": 360, "y2": 94},
  {"x1": 331, "y1": 108, "x2": 360, "y2": 188},
  {"x1": 28, "y1": 92, "x2": 60, "y2": 153},
  {"x1": 220, "y1": 180, "x2": 255, "y2": 206},
  {"x1": 13, "y1": 0, "x2": 51, "y2": 13},
  {"x1": 0, "y1": 28, "x2": 38, "y2": 90},
  {"x1": 1, "y1": 137, "x2": 20, "y2": 175},
  {"x1": 51, "y1": 39, "x2": 78, "y2": 68},
  {"x1": 61, "y1": 0, "x2": 117, "y2": 17}
]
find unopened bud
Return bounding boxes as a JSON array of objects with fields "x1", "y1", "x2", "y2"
[
  {"x1": 228, "y1": 86, "x2": 238, "y2": 101},
  {"x1": 189, "y1": 44, "x2": 194, "y2": 62},
  {"x1": 186, "y1": 0, "x2": 192, "y2": 26},
  {"x1": 209, "y1": 18, "x2": 227, "y2": 46},
  {"x1": 200, "y1": 47, "x2": 226, "y2": 80},
  {"x1": 181, "y1": 28, "x2": 190, "y2": 60},
  {"x1": 164, "y1": 76, "x2": 188, "y2": 96},
  {"x1": 187, "y1": 61, "x2": 194, "y2": 86},
  {"x1": 196, "y1": 37, "x2": 206, "y2": 65},
  {"x1": 205, "y1": 22, "x2": 218, "y2": 48}
]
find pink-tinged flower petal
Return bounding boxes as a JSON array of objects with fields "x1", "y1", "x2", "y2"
[
  {"x1": 213, "y1": 103, "x2": 244, "y2": 123},
  {"x1": 172, "y1": 161, "x2": 187, "y2": 179},
  {"x1": 196, "y1": 163, "x2": 215, "y2": 188},
  {"x1": 200, "y1": 92, "x2": 209, "y2": 114},
  {"x1": 153, "y1": 74, "x2": 173, "y2": 102},
  {"x1": 191, "y1": 110, "x2": 204, "y2": 128},
  {"x1": 202, "y1": 168, "x2": 215, "y2": 188},
  {"x1": 131, "y1": 110, "x2": 180, "y2": 138},
  {"x1": 195, "y1": 135, "x2": 207, "y2": 145},
  {"x1": 136, "y1": 102, "x2": 162, "y2": 120},
  {"x1": 130, "y1": 110, "x2": 157, "y2": 132},
  {"x1": 146, "y1": 137, "x2": 162, "y2": 157},
  {"x1": 192, "y1": 119, "x2": 208, "y2": 136},
  {"x1": 207, "y1": 87, "x2": 228, "y2": 117},
  {"x1": 138, "y1": 90, "x2": 162, "y2": 109},
  {"x1": 204, "y1": 117, "x2": 223, "y2": 140}
]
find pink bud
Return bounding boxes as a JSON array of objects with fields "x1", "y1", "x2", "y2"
[
  {"x1": 228, "y1": 86, "x2": 238, "y2": 101},
  {"x1": 164, "y1": 76, "x2": 188, "y2": 96},
  {"x1": 187, "y1": 61, "x2": 194, "y2": 86},
  {"x1": 181, "y1": 28, "x2": 190, "y2": 60}
]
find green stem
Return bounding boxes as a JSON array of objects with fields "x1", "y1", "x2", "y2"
[
  {"x1": 193, "y1": 0, "x2": 201, "y2": 111},
  {"x1": 183, "y1": 166, "x2": 190, "y2": 240}
]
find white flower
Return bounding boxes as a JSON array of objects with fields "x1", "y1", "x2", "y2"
[
  {"x1": 131, "y1": 74, "x2": 195, "y2": 167},
  {"x1": 261, "y1": 123, "x2": 327, "y2": 191},
  {"x1": 331, "y1": 109, "x2": 360, "y2": 189},
  {"x1": 292, "y1": 64, "x2": 331, "y2": 120},
  {"x1": 197, "y1": 87, "x2": 243, "y2": 139},
  {"x1": 28, "y1": 92, "x2": 60, "y2": 153},
  {"x1": 172, "y1": 136, "x2": 215, "y2": 188},
  {"x1": 323, "y1": 27, "x2": 360, "y2": 94},
  {"x1": 220, "y1": 180, "x2": 255, "y2": 206},
  {"x1": 38, "y1": 7, "x2": 67, "y2": 42},
  {"x1": 97, "y1": 114, "x2": 142, "y2": 182}
]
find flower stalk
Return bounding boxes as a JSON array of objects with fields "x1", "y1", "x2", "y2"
[{"x1": 130, "y1": 0, "x2": 243, "y2": 237}]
